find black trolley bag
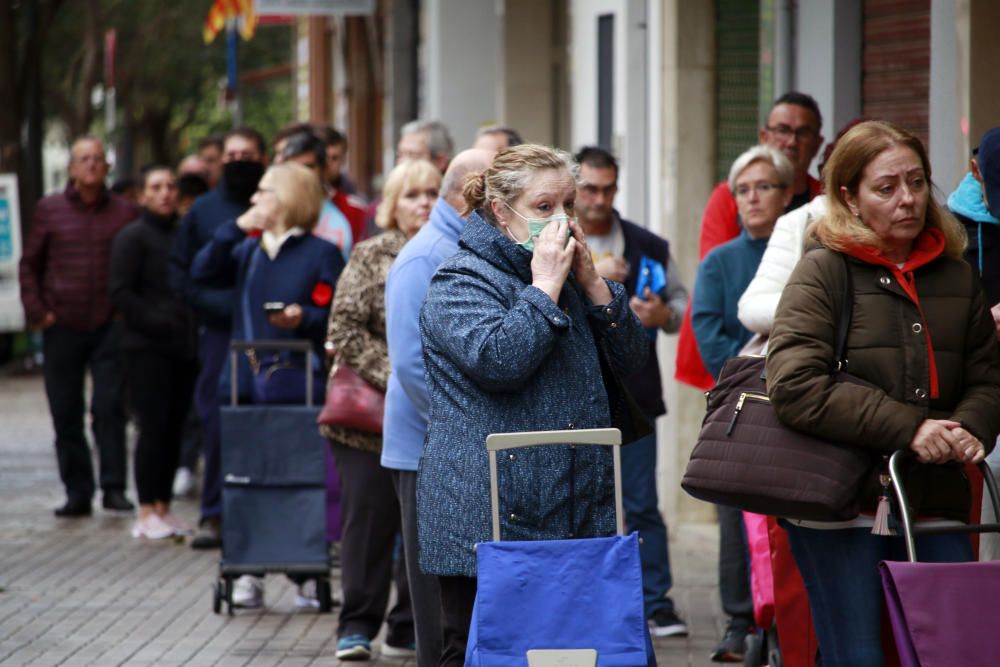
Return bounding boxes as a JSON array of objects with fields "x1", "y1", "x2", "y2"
[{"x1": 212, "y1": 340, "x2": 333, "y2": 614}]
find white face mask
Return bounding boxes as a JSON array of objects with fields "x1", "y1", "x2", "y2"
[{"x1": 502, "y1": 201, "x2": 572, "y2": 252}]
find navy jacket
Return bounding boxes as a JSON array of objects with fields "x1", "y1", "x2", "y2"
[
  {"x1": 169, "y1": 182, "x2": 251, "y2": 330},
  {"x1": 191, "y1": 220, "x2": 345, "y2": 399},
  {"x1": 417, "y1": 211, "x2": 648, "y2": 577}
]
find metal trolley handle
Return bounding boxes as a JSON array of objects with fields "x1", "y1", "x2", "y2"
[
  {"x1": 229, "y1": 339, "x2": 315, "y2": 407},
  {"x1": 485, "y1": 428, "x2": 624, "y2": 542},
  {"x1": 889, "y1": 449, "x2": 1000, "y2": 562}
]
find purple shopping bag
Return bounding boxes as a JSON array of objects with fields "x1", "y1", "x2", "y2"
[{"x1": 880, "y1": 560, "x2": 1000, "y2": 667}]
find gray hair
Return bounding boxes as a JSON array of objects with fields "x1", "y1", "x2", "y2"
[
  {"x1": 401, "y1": 119, "x2": 454, "y2": 162},
  {"x1": 727, "y1": 145, "x2": 794, "y2": 193}
]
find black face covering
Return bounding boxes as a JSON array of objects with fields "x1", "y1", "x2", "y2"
[{"x1": 223, "y1": 160, "x2": 265, "y2": 202}]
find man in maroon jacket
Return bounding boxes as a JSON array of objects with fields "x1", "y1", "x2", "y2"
[{"x1": 20, "y1": 136, "x2": 138, "y2": 517}]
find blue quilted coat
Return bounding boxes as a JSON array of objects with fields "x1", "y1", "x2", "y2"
[{"x1": 417, "y1": 211, "x2": 648, "y2": 577}]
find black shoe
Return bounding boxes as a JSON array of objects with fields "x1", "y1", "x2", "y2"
[
  {"x1": 190, "y1": 517, "x2": 222, "y2": 550},
  {"x1": 102, "y1": 490, "x2": 135, "y2": 512},
  {"x1": 54, "y1": 498, "x2": 92, "y2": 517},
  {"x1": 649, "y1": 608, "x2": 689, "y2": 637},
  {"x1": 710, "y1": 625, "x2": 749, "y2": 662}
]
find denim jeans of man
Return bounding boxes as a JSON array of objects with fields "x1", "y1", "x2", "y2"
[
  {"x1": 782, "y1": 523, "x2": 973, "y2": 667},
  {"x1": 42, "y1": 323, "x2": 127, "y2": 502},
  {"x1": 621, "y1": 430, "x2": 675, "y2": 616},
  {"x1": 195, "y1": 326, "x2": 229, "y2": 521},
  {"x1": 717, "y1": 504, "x2": 754, "y2": 628}
]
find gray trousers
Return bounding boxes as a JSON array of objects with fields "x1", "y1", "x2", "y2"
[
  {"x1": 717, "y1": 504, "x2": 754, "y2": 628},
  {"x1": 392, "y1": 469, "x2": 443, "y2": 667}
]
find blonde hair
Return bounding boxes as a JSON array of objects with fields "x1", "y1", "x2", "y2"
[
  {"x1": 264, "y1": 162, "x2": 324, "y2": 230},
  {"x1": 815, "y1": 120, "x2": 966, "y2": 259},
  {"x1": 375, "y1": 159, "x2": 442, "y2": 230},
  {"x1": 727, "y1": 145, "x2": 794, "y2": 193},
  {"x1": 462, "y1": 144, "x2": 578, "y2": 219}
]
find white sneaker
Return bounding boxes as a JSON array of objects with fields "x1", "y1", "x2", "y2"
[
  {"x1": 172, "y1": 467, "x2": 195, "y2": 496},
  {"x1": 232, "y1": 575, "x2": 264, "y2": 608},
  {"x1": 294, "y1": 579, "x2": 320, "y2": 609},
  {"x1": 131, "y1": 514, "x2": 175, "y2": 540}
]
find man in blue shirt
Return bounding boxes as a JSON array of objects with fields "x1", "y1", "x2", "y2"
[{"x1": 383, "y1": 148, "x2": 494, "y2": 667}]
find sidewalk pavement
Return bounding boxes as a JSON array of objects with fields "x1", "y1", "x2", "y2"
[{"x1": 0, "y1": 372, "x2": 728, "y2": 666}]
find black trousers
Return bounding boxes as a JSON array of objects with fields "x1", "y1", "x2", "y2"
[
  {"x1": 329, "y1": 440, "x2": 414, "y2": 645},
  {"x1": 437, "y1": 575, "x2": 477, "y2": 667},
  {"x1": 42, "y1": 323, "x2": 127, "y2": 501},
  {"x1": 126, "y1": 351, "x2": 198, "y2": 504}
]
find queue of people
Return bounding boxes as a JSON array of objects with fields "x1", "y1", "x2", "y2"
[{"x1": 17, "y1": 95, "x2": 1000, "y2": 667}]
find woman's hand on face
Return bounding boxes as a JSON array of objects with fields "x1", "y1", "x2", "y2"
[
  {"x1": 909, "y1": 419, "x2": 962, "y2": 464},
  {"x1": 236, "y1": 206, "x2": 268, "y2": 232},
  {"x1": 530, "y1": 218, "x2": 574, "y2": 302},
  {"x1": 946, "y1": 424, "x2": 986, "y2": 464},
  {"x1": 268, "y1": 303, "x2": 303, "y2": 330},
  {"x1": 569, "y1": 220, "x2": 613, "y2": 305}
]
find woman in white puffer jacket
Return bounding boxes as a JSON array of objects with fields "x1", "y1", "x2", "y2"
[{"x1": 737, "y1": 195, "x2": 827, "y2": 335}]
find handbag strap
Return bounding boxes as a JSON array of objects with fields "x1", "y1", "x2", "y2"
[{"x1": 833, "y1": 253, "x2": 855, "y2": 371}]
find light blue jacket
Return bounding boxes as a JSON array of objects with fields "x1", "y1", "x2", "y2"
[
  {"x1": 382, "y1": 198, "x2": 465, "y2": 471},
  {"x1": 417, "y1": 211, "x2": 648, "y2": 577}
]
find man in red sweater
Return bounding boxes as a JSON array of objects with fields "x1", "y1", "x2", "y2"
[
  {"x1": 677, "y1": 92, "x2": 825, "y2": 391},
  {"x1": 20, "y1": 136, "x2": 138, "y2": 517}
]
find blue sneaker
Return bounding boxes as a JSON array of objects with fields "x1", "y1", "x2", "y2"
[{"x1": 336, "y1": 634, "x2": 371, "y2": 661}]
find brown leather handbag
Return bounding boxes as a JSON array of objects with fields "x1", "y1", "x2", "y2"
[
  {"x1": 317, "y1": 361, "x2": 385, "y2": 434},
  {"x1": 682, "y1": 254, "x2": 874, "y2": 521}
]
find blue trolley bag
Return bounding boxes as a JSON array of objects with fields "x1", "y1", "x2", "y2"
[
  {"x1": 466, "y1": 428, "x2": 655, "y2": 667},
  {"x1": 220, "y1": 340, "x2": 329, "y2": 576}
]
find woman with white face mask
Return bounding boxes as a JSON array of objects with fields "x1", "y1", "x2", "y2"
[{"x1": 416, "y1": 144, "x2": 649, "y2": 665}]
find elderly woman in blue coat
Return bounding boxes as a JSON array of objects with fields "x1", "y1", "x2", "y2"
[{"x1": 417, "y1": 144, "x2": 648, "y2": 665}]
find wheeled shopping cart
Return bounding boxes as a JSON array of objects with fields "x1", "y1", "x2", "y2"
[
  {"x1": 879, "y1": 449, "x2": 1000, "y2": 666},
  {"x1": 465, "y1": 428, "x2": 655, "y2": 667},
  {"x1": 211, "y1": 340, "x2": 333, "y2": 614}
]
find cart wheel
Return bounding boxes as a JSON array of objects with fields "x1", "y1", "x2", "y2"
[
  {"x1": 317, "y1": 578, "x2": 333, "y2": 613},
  {"x1": 224, "y1": 576, "x2": 234, "y2": 616},
  {"x1": 743, "y1": 629, "x2": 764, "y2": 667},
  {"x1": 212, "y1": 580, "x2": 223, "y2": 614}
]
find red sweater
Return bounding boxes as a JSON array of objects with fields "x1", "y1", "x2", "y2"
[{"x1": 19, "y1": 184, "x2": 138, "y2": 332}]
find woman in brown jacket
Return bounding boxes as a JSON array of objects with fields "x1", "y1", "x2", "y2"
[
  {"x1": 322, "y1": 159, "x2": 441, "y2": 661},
  {"x1": 766, "y1": 121, "x2": 1000, "y2": 667}
]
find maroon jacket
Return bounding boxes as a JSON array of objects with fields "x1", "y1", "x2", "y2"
[{"x1": 20, "y1": 183, "x2": 138, "y2": 332}]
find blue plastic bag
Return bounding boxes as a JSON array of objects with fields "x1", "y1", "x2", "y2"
[
  {"x1": 465, "y1": 532, "x2": 655, "y2": 666},
  {"x1": 635, "y1": 256, "x2": 667, "y2": 342}
]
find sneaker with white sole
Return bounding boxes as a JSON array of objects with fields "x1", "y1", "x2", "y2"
[
  {"x1": 232, "y1": 575, "x2": 264, "y2": 609},
  {"x1": 381, "y1": 641, "x2": 416, "y2": 658},
  {"x1": 294, "y1": 579, "x2": 320, "y2": 609},
  {"x1": 336, "y1": 634, "x2": 371, "y2": 660},
  {"x1": 160, "y1": 512, "x2": 193, "y2": 536},
  {"x1": 131, "y1": 514, "x2": 175, "y2": 540},
  {"x1": 172, "y1": 467, "x2": 195, "y2": 496},
  {"x1": 650, "y1": 608, "x2": 689, "y2": 637}
]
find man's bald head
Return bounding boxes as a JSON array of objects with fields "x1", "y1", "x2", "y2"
[{"x1": 441, "y1": 148, "x2": 494, "y2": 212}]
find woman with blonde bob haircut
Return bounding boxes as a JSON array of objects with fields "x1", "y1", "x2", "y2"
[
  {"x1": 765, "y1": 119, "x2": 1000, "y2": 666},
  {"x1": 375, "y1": 159, "x2": 442, "y2": 232},
  {"x1": 262, "y1": 161, "x2": 326, "y2": 231},
  {"x1": 320, "y1": 156, "x2": 439, "y2": 660}
]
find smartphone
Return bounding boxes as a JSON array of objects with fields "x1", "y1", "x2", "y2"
[{"x1": 263, "y1": 301, "x2": 286, "y2": 314}]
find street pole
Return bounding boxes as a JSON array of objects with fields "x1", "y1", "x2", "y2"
[{"x1": 227, "y1": 18, "x2": 242, "y2": 127}]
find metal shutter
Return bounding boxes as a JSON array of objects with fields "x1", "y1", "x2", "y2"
[
  {"x1": 862, "y1": 0, "x2": 930, "y2": 145},
  {"x1": 716, "y1": 0, "x2": 761, "y2": 183}
]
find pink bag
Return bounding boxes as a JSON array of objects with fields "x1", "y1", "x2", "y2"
[{"x1": 743, "y1": 512, "x2": 775, "y2": 628}]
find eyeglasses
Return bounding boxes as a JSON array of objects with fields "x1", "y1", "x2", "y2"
[
  {"x1": 766, "y1": 124, "x2": 819, "y2": 141},
  {"x1": 734, "y1": 182, "x2": 786, "y2": 199}
]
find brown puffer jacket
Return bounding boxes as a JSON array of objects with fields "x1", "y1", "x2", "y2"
[{"x1": 766, "y1": 244, "x2": 1000, "y2": 522}]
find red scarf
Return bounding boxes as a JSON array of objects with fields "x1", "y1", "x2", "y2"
[{"x1": 844, "y1": 227, "x2": 945, "y2": 399}]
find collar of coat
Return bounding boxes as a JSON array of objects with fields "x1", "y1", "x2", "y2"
[
  {"x1": 844, "y1": 226, "x2": 945, "y2": 399},
  {"x1": 459, "y1": 209, "x2": 534, "y2": 284}
]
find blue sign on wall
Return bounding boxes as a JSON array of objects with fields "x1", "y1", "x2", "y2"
[{"x1": 0, "y1": 199, "x2": 11, "y2": 263}]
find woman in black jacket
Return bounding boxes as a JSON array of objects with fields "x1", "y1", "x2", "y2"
[{"x1": 110, "y1": 166, "x2": 198, "y2": 539}]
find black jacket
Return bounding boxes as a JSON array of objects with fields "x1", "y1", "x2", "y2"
[{"x1": 109, "y1": 210, "x2": 197, "y2": 359}]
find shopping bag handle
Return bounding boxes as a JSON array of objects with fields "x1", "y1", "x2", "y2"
[
  {"x1": 889, "y1": 449, "x2": 1000, "y2": 562},
  {"x1": 229, "y1": 339, "x2": 315, "y2": 406},
  {"x1": 485, "y1": 428, "x2": 624, "y2": 541}
]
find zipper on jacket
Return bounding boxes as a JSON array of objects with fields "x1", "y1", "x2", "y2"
[{"x1": 726, "y1": 391, "x2": 770, "y2": 435}]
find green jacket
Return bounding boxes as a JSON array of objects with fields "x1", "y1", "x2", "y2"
[{"x1": 766, "y1": 241, "x2": 1000, "y2": 522}]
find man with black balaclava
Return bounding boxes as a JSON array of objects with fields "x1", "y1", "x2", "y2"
[{"x1": 169, "y1": 127, "x2": 267, "y2": 550}]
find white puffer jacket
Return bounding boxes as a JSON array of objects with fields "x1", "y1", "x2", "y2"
[{"x1": 737, "y1": 195, "x2": 828, "y2": 334}]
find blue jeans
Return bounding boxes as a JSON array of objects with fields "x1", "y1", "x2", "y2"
[
  {"x1": 782, "y1": 523, "x2": 973, "y2": 667},
  {"x1": 621, "y1": 431, "x2": 675, "y2": 616},
  {"x1": 195, "y1": 326, "x2": 229, "y2": 521}
]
